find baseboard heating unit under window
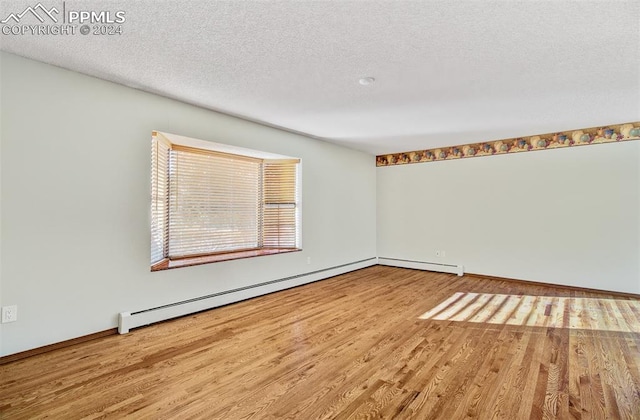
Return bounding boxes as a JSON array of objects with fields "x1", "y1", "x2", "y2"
[
  {"x1": 118, "y1": 257, "x2": 377, "y2": 334},
  {"x1": 377, "y1": 257, "x2": 464, "y2": 276}
]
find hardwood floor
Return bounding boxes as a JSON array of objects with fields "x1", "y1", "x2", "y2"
[{"x1": 1, "y1": 266, "x2": 639, "y2": 419}]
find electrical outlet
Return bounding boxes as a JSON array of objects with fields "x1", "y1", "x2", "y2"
[
  {"x1": 442, "y1": 251, "x2": 446, "y2": 258},
  {"x1": 2, "y1": 305, "x2": 17, "y2": 323}
]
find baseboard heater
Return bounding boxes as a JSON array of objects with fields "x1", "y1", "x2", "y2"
[
  {"x1": 378, "y1": 257, "x2": 464, "y2": 276},
  {"x1": 118, "y1": 257, "x2": 377, "y2": 334}
]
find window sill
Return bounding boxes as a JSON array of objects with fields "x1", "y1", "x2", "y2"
[{"x1": 151, "y1": 248, "x2": 301, "y2": 271}]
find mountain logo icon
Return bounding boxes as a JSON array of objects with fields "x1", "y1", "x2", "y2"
[{"x1": 1, "y1": 3, "x2": 59, "y2": 24}]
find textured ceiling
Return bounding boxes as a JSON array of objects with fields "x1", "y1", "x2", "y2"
[{"x1": 1, "y1": 0, "x2": 639, "y2": 155}]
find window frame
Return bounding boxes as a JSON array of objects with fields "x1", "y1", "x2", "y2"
[{"x1": 151, "y1": 131, "x2": 301, "y2": 271}]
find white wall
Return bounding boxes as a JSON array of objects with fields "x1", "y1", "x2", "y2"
[
  {"x1": 0, "y1": 52, "x2": 377, "y2": 356},
  {"x1": 377, "y1": 142, "x2": 640, "y2": 294}
]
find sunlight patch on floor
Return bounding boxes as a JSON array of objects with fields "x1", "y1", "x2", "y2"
[{"x1": 419, "y1": 292, "x2": 640, "y2": 332}]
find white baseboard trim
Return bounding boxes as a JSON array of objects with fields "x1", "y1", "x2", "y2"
[
  {"x1": 378, "y1": 257, "x2": 464, "y2": 276},
  {"x1": 118, "y1": 257, "x2": 377, "y2": 334}
]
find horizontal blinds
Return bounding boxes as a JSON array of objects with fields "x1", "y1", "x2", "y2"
[
  {"x1": 168, "y1": 149, "x2": 261, "y2": 258},
  {"x1": 151, "y1": 134, "x2": 301, "y2": 266},
  {"x1": 151, "y1": 137, "x2": 169, "y2": 264},
  {"x1": 263, "y1": 161, "x2": 299, "y2": 249}
]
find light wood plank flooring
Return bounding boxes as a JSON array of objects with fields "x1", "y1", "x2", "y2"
[{"x1": 1, "y1": 266, "x2": 640, "y2": 419}]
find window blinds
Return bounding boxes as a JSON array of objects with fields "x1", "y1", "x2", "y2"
[
  {"x1": 151, "y1": 138, "x2": 169, "y2": 264},
  {"x1": 168, "y1": 146, "x2": 262, "y2": 258},
  {"x1": 263, "y1": 161, "x2": 299, "y2": 249},
  {"x1": 151, "y1": 135, "x2": 300, "y2": 266}
]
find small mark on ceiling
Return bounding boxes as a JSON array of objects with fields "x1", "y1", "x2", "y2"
[{"x1": 359, "y1": 77, "x2": 375, "y2": 86}]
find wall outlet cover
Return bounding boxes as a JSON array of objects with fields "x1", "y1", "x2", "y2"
[{"x1": 2, "y1": 305, "x2": 18, "y2": 323}]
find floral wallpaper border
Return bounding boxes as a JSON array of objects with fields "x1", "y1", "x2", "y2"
[{"x1": 376, "y1": 122, "x2": 640, "y2": 167}]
